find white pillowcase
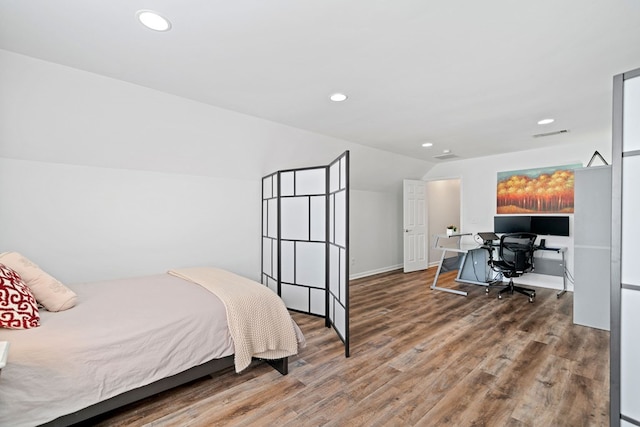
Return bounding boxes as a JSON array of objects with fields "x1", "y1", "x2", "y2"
[{"x1": 0, "y1": 252, "x2": 77, "y2": 312}]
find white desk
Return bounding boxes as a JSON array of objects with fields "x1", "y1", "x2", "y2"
[
  {"x1": 532, "y1": 246, "x2": 568, "y2": 297},
  {"x1": 431, "y1": 234, "x2": 490, "y2": 296},
  {"x1": 431, "y1": 234, "x2": 568, "y2": 297}
]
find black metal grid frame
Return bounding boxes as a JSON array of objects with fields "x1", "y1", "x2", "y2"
[{"x1": 261, "y1": 152, "x2": 350, "y2": 357}]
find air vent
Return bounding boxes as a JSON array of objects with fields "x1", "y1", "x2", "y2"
[
  {"x1": 533, "y1": 129, "x2": 570, "y2": 138},
  {"x1": 433, "y1": 153, "x2": 460, "y2": 160}
]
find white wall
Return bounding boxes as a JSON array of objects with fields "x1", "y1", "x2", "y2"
[
  {"x1": 0, "y1": 49, "x2": 433, "y2": 192},
  {"x1": 0, "y1": 49, "x2": 433, "y2": 283},
  {"x1": 423, "y1": 142, "x2": 611, "y2": 291},
  {"x1": 5, "y1": 48, "x2": 609, "y2": 287},
  {"x1": 0, "y1": 158, "x2": 262, "y2": 283},
  {"x1": 349, "y1": 189, "x2": 403, "y2": 278}
]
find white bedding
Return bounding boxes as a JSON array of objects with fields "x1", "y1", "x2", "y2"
[
  {"x1": 168, "y1": 267, "x2": 301, "y2": 372},
  {"x1": 0, "y1": 273, "x2": 235, "y2": 427}
]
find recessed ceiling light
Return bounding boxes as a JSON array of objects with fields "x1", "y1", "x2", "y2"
[
  {"x1": 329, "y1": 93, "x2": 348, "y2": 102},
  {"x1": 136, "y1": 10, "x2": 172, "y2": 32},
  {"x1": 537, "y1": 118, "x2": 555, "y2": 125},
  {"x1": 421, "y1": 142, "x2": 433, "y2": 148},
  {"x1": 443, "y1": 149, "x2": 451, "y2": 154}
]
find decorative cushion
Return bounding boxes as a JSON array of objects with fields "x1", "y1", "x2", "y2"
[
  {"x1": 0, "y1": 252, "x2": 77, "y2": 312},
  {"x1": 0, "y1": 263, "x2": 40, "y2": 329}
]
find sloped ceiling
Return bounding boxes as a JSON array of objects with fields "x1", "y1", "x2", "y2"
[{"x1": 1, "y1": 0, "x2": 639, "y2": 163}]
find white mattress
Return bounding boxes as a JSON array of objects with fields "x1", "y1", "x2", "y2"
[{"x1": 0, "y1": 274, "x2": 235, "y2": 427}]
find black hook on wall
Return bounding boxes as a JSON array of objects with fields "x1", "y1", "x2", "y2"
[{"x1": 587, "y1": 150, "x2": 609, "y2": 167}]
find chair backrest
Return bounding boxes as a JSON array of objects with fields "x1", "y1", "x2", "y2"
[{"x1": 499, "y1": 233, "x2": 537, "y2": 273}]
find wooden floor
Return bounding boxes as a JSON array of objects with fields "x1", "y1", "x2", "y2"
[{"x1": 92, "y1": 268, "x2": 609, "y2": 427}]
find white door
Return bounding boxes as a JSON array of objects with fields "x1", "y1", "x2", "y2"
[{"x1": 403, "y1": 179, "x2": 428, "y2": 272}]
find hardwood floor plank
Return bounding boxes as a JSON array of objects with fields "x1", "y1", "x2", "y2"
[
  {"x1": 509, "y1": 354, "x2": 574, "y2": 425},
  {"x1": 553, "y1": 373, "x2": 609, "y2": 427},
  {"x1": 417, "y1": 368, "x2": 498, "y2": 425},
  {"x1": 571, "y1": 326, "x2": 610, "y2": 383},
  {"x1": 89, "y1": 268, "x2": 609, "y2": 427}
]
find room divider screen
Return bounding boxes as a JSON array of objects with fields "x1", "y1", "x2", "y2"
[
  {"x1": 261, "y1": 151, "x2": 350, "y2": 357},
  {"x1": 611, "y1": 67, "x2": 640, "y2": 427}
]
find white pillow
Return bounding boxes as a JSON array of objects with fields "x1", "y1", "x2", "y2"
[{"x1": 0, "y1": 252, "x2": 77, "y2": 312}]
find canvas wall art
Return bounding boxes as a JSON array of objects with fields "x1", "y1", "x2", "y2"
[{"x1": 496, "y1": 164, "x2": 581, "y2": 214}]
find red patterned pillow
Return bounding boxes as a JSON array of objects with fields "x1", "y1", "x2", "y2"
[{"x1": 0, "y1": 263, "x2": 40, "y2": 329}]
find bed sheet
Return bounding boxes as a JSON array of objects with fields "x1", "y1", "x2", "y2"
[{"x1": 0, "y1": 274, "x2": 234, "y2": 427}]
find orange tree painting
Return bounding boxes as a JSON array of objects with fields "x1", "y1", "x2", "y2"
[{"x1": 497, "y1": 164, "x2": 581, "y2": 214}]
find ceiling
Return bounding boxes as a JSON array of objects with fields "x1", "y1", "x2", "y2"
[{"x1": 1, "y1": 0, "x2": 639, "y2": 162}]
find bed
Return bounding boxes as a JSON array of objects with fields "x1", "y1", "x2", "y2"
[{"x1": 0, "y1": 265, "x2": 305, "y2": 427}]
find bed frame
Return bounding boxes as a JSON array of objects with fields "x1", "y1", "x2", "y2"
[{"x1": 41, "y1": 355, "x2": 288, "y2": 426}]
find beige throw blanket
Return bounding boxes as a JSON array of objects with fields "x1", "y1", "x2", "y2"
[{"x1": 168, "y1": 267, "x2": 299, "y2": 373}]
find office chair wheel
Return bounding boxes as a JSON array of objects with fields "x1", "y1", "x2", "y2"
[{"x1": 498, "y1": 294, "x2": 502, "y2": 300}]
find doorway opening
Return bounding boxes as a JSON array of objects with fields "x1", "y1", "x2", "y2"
[{"x1": 426, "y1": 178, "x2": 461, "y2": 269}]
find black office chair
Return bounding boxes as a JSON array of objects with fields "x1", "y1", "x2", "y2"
[{"x1": 489, "y1": 232, "x2": 537, "y2": 303}]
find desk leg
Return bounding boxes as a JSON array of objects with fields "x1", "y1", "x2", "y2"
[
  {"x1": 431, "y1": 250, "x2": 467, "y2": 296},
  {"x1": 556, "y1": 250, "x2": 567, "y2": 298}
]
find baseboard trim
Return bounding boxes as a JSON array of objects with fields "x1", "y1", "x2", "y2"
[{"x1": 349, "y1": 264, "x2": 403, "y2": 280}]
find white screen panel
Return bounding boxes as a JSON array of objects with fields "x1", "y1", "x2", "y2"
[
  {"x1": 333, "y1": 302, "x2": 346, "y2": 339},
  {"x1": 621, "y1": 288, "x2": 640, "y2": 420},
  {"x1": 281, "y1": 171, "x2": 294, "y2": 196},
  {"x1": 271, "y1": 239, "x2": 278, "y2": 279},
  {"x1": 329, "y1": 194, "x2": 335, "y2": 243},
  {"x1": 281, "y1": 197, "x2": 309, "y2": 240},
  {"x1": 296, "y1": 168, "x2": 326, "y2": 195},
  {"x1": 310, "y1": 288, "x2": 326, "y2": 315},
  {"x1": 281, "y1": 240, "x2": 295, "y2": 284},
  {"x1": 262, "y1": 200, "x2": 268, "y2": 235},
  {"x1": 267, "y1": 199, "x2": 278, "y2": 239},
  {"x1": 296, "y1": 241, "x2": 325, "y2": 288},
  {"x1": 310, "y1": 196, "x2": 326, "y2": 241},
  {"x1": 623, "y1": 75, "x2": 640, "y2": 151},
  {"x1": 334, "y1": 190, "x2": 346, "y2": 247},
  {"x1": 330, "y1": 162, "x2": 339, "y2": 193},
  {"x1": 263, "y1": 176, "x2": 272, "y2": 199},
  {"x1": 330, "y1": 244, "x2": 339, "y2": 296},
  {"x1": 621, "y1": 156, "x2": 640, "y2": 284},
  {"x1": 281, "y1": 284, "x2": 308, "y2": 312},
  {"x1": 267, "y1": 276, "x2": 277, "y2": 293},
  {"x1": 272, "y1": 173, "x2": 278, "y2": 198},
  {"x1": 262, "y1": 152, "x2": 348, "y2": 355},
  {"x1": 262, "y1": 237, "x2": 272, "y2": 276},
  {"x1": 340, "y1": 247, "x2": 346, "y2": 302}
]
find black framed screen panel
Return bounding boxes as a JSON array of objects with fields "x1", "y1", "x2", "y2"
[
  {"x1": 261, "y1": 151, "x2": 350, "y2": 358},
  {"x1": 277, "y1": 167, "x2": 327, "y2": 316},
  {"x1": 611, "y1": 68, "x2": 640, "y2": 427},
  {"x1": 261, "y1": 173, "x2": 279, "y2": 294},
  {"x1": 327, "y1": 151, "x2": 350, "y2": 357}
]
